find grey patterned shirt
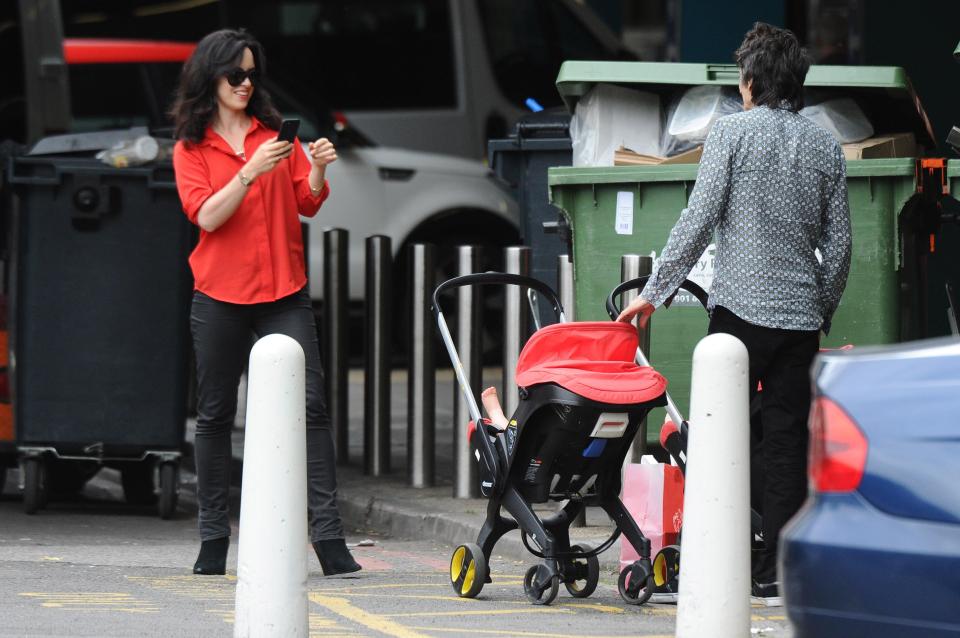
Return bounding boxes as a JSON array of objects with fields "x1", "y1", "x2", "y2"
[{"x1": 640, "y1": 104, "x2": 852, "y2": 333}]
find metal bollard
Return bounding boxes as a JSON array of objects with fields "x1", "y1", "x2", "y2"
[
  {"x1": 364, "y1": 235, "x2": 391, "y2": 476},
  {"x1": 503, "y1": 246, "x2": 531, "y2": 417},
  {"x1": 621, "y1": 255, "x2": 653, "y2": 467},
  {"x1": 407, "y1": 244, "x2": 435, "y2": 488},
  {"x1": 453, "y1": 246, "x2": 481, "y2": 499},
  {"x1": 558, "y1": 254, "x2": 575, "y2": 322},
  {"x1": 322, "y1": 228, "x2": 349, "y2": 463},
  {"x1": 558, "y1": 253, "x2": 586, "y2": 527}
]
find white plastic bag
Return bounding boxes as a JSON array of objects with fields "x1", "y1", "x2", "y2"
[
  {"x1": 799, "y1": 98, "x2": 873, "y2": 143},
  {"x1": 570, "y1": 84, "x2": 660, "y2": 167},
  {"x1": 661, "y1": 85, "x2": 743, "y2": 157}
]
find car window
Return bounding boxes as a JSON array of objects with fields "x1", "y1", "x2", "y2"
[
  {"x1": 68, "y1": 58, "x2": 330, "y2": 142},
  {"x1": 68, "y1": 63, "x2": 182, "y2": 132},
  {"x1": 477, "y1": 0, "x2": 620, "y2": 109},
  {"x1": 225, "y1": 0, "x2": 457, "y2": 111}
]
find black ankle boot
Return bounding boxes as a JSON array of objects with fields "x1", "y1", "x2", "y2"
[
  {"x1": 313, "y1": 539, "x2": 361, "y2": 576},
  {"x1": 193, "y1": 537, "x2": 229, "y2": 575}
]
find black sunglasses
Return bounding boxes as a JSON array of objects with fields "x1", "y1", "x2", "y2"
[{"x1": 225, "y1": 67, "x2": 259, "y2": 87}]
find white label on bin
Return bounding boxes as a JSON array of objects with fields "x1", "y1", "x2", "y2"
[{"x1": 615, "y1": 191, "x2": 634, "y2": 235}]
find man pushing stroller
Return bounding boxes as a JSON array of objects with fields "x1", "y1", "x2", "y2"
[{"x1": 616, "y1": 22, "x2": 853, "y2": 598}]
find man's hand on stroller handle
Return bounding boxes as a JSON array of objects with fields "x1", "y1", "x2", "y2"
[{"x1": 616, "y1": 297, "x2": 655, "y2": 328}]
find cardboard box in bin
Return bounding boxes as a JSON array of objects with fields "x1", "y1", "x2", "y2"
[
  {"x1": 614, "y1": 145, "x2": 703, "y2": 166},
  {"x1": 842, "y1": 132, "x2": 916, "y2": 160}
]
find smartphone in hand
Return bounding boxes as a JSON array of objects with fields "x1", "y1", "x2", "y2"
[{"x1": 277, "y1": 118, "x2": 300, "y2": 144}]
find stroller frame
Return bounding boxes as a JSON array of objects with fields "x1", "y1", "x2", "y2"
[
  {"x1": 433, "y1": 272, "x2": 667, "y2": 606},
  {"x1": 606, "y1": 275, "x2": 766, "y2": 595}
]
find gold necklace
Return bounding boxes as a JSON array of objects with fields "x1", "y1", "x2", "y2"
[{"x1": 214, "y1": 122, "x2": 247, "y2": 156}]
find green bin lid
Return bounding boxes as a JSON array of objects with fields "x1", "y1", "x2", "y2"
[{"x1": 555, "y1": 61, "x2": 935, "y2": 149}]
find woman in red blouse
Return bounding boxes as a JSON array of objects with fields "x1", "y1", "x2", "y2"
[{"x1": 170, "y1": 29, "x2": 359, "y2": 576}]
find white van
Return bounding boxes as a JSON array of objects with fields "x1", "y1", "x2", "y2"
[{"x1": 222, "y1": 0, "x2": 633, "y2": 159}]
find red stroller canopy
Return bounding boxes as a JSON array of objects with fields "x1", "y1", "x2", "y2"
[{"x1": 515, "y1": 322, "x2": 667, "y2": 405}]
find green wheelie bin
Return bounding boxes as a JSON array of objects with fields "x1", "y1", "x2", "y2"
[{"x1": 548, "y1": 62, "x2": 938, "y2": 446}]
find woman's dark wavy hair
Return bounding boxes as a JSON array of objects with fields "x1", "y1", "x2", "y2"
[
  {"x1": 169, "y1": 29, "x2": 282, "y2": 144},
  {"x1": 734, "y1": 22, "x2": 812, "y2": 112}
]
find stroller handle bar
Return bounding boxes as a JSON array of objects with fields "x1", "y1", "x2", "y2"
[
  {"x1": 604, "y1": 275, "x2": 709, "y2": 320},
  {"x1": 432, "y1": 272, "x2": 566, "y2": 425},
  {"x1": 604, "y1": 275, "x2": 709, "y2": 431},
  {"x1": 432, "y1": 272, "x2": 565, "y2": 321}
]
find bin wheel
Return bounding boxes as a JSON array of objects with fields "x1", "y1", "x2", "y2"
[
  {"x1": 450, "y1": 543, "x2": 488, "y2": 598},
  {"x1": 653, "y1": 545, "x2": 681, "y2": 593},
  {"x1": 121, "y1": 461, "x2": 158, "y2": 506},
  {"x1": 564, "y1": 543, "x2": 599, "y2": 599},
  {"x1": 0, "y1": 464, "x2": 7, "y2": 495},
  {"x1": 157, "y1": 462, "x2": 179, "y2": 520},
  {"x1": 618, "y1": 560, "x2": 655, "y2": 606},
  {"x1": 524, "y1": 564, "x2": 560, "y2": 605},
  {"x1": 22, "y1": 457, "x2": 47, "y2": 515}
]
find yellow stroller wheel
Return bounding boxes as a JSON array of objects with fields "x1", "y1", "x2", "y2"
[
  {"x1": 450, "y1": 543, "x2": 488, "y2": 598},
  {"x1": 652, "y1": 544, "x2": 681, "y2": 593}
]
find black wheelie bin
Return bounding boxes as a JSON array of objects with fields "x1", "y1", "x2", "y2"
[{"x1": 6, "y1": 131, "x2": 193, "y2": 518}]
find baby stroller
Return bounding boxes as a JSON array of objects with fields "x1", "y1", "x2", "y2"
[{"x1": 433, "y1": 272, "x2": 699, "y2": 606}]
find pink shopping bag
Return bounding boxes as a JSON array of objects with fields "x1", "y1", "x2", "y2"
[{"x1": 620, "y1": 462, "x2": 684, "y2": 570}]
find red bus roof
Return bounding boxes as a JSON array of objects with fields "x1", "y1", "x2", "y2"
[{"x1": 63, "y1": 38, "x2": 195, "y2": 64}]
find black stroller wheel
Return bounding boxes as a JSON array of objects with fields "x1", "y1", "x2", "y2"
[
  {"x1": 450, "y1": 543, "x2": 488, "y2": 598},
  {"x1": 652, "y1": 545, "x2": 681, "y2": 593},
  {"x1": 524, "y1": 564, "x2": 560, "y2": 605},
  {"x1": 618, "y1": 560, "x2": 655, "y2": 606},
  {"x1": 564, "y1": 544, "x2": 599, "y2": 599}
]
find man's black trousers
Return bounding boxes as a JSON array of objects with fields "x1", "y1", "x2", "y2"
[{"x1": 707, "y1": 305, "x2": 819, "y2": 582}]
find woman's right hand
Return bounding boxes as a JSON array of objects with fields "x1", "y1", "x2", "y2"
[{"x1": 246, "y1": 138, "x2": 293, "y2": 178}]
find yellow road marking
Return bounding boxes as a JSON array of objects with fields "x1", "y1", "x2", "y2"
[
  {"x1": 322, "y1": 592, "x2": 490, "y2": 603},
  {"x1": 556, "y1": 601, "x2": 625, "y2": 614},
  {"x1": 382, "y1": 608, "x2": 573, "y2": 618},
  {"x1": 315, "y1": 580, "x2": 525, "y2": 593},
  {"x1": 318, "y1": 583, "x2": 451, "y2": 591},
  {"x1": 19, "y1": 592, "x2": 158, "y2": 613},
  {"x1": 407, "y1": 628, "x2": 672, "y2": 638},
  {"x1": 126, "y1": 575, "x2": 235, "y2": 601},
  {"x1": 309, "y1": 593, "x2": 431, "y2": 638},
  {"x1": 205, "y1": 609, "x2": 234, "y2": 625},
  {"x1": 41, "y1": 556, "x2": 62, "y2": 561}
]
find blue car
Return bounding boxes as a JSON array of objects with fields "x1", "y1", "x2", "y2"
[{"x1": 781, "y1": 337, "x2": 960, "y2": 637}]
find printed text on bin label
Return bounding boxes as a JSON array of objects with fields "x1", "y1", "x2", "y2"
[{"x1": 615, "y1": 191, "x2": 634, "y2": 235}]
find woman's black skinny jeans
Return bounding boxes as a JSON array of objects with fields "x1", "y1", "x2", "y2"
[{"x1": 190, "y1": 287, "x2": 344, "y2": 543}]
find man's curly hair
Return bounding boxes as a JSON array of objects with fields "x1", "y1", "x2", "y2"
[{"x1": 735, "y1": 22, "x2": 812, "y2": 112}]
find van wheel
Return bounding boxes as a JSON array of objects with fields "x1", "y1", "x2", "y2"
[
  {"x1": 22, "y1": 457, "x2": 47, "y2": 514},
  {"x1": 121, "y1": 461, "x2": 158, "y2": 506}
]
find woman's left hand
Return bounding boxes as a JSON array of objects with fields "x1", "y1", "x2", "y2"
[{"x1": 308, "y1": 138, "x2": 338, "y2": 168}]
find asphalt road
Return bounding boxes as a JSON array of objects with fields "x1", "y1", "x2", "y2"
[{"x1": 0, "y1": 467, "x2": 792, "y2": 638}]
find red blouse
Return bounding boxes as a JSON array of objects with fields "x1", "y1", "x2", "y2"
[{"x1": 173, "y1": 116, "x2": 329, "y2": 304}]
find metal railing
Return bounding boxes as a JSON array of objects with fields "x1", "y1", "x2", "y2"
[{"x1": 326, "y1": 238, "x2": 665, "y2": 502}]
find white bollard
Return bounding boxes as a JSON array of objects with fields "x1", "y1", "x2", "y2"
[
  {"x1": 676, "y1": 333, "x2": 751, "y2": 638},
  {"x1": 234, "y1": 334, "x2": 309, "y2": 638}
]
